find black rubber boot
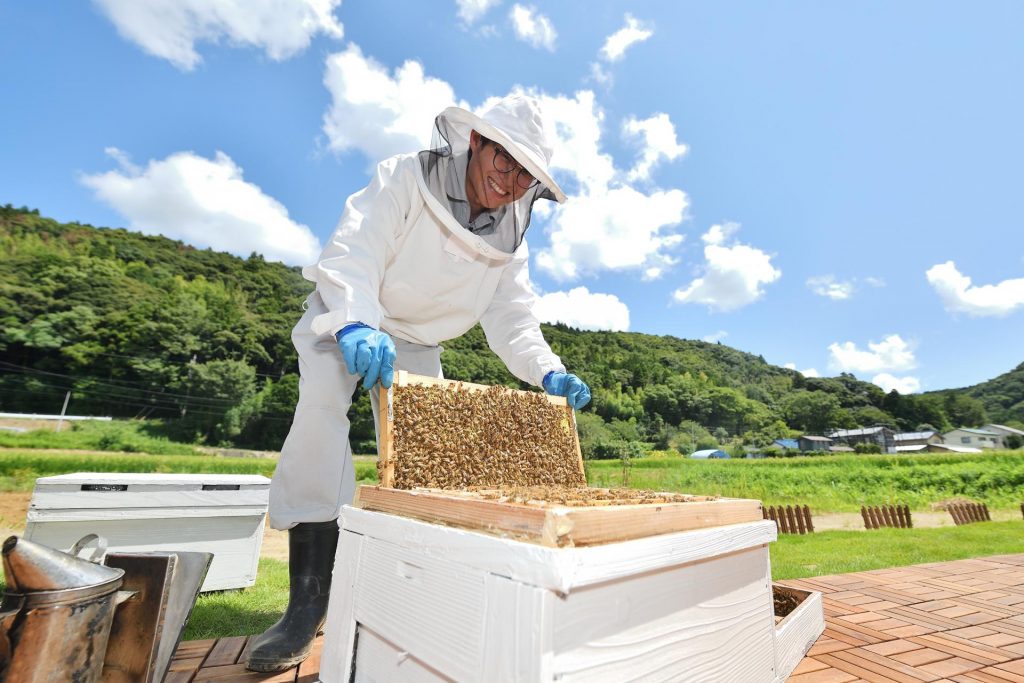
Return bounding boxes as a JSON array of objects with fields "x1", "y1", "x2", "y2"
[{"x1": 246, "y1": 520, "x2": 340, "y2": 672}]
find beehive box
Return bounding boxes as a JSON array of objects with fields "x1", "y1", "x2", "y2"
[
  {"x1": 24, "y1": 472, "x2": 269, "y2": 591},
  {"x1": 320, "y1": 494, "x2": 823, "y2": 682},
  {"x1": 318, "y1": 375, "x2": 823, "y2": 681}
]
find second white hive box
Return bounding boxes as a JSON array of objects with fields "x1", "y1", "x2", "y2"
[{"x1": 24, "y1": 472, "x2": 270, "y2": 591}]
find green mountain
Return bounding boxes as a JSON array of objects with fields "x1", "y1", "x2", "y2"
[
  {"x1": 926, "y1": 363, "x2": 1024, "y2": 427},
  {"x1": 2, "y1": 206, "x2": 1019, "y2": 452}
]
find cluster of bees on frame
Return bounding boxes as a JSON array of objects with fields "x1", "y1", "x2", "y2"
[
  {"x1": 388, "y1": 383, "x2": 587, "y2": 490},
  {"x1": 463, "y1": 486, "x2": 710, "y2": 507}
]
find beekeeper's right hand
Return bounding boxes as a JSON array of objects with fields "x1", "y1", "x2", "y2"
[{"x1": 336, "y1": 323, "x2": 396, "y2": 389}]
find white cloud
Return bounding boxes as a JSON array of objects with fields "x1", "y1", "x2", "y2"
[
  {"x1": 93, "y1": 0, "x2": 343, "y2": 71},
  {"x1": 456, "y1": 0, "x2": 501, "y2": 25},
  {"x1": 673, "y1": 223, "x2": 781, "y2": 311},
  {"x1": 623, "y1": 113, "x2": 688, "y2": 182},
  {"x1": 784, "y1": 363, "x2": 820, "y2": 378},
  {"x1": 534, "y1": 287, "x2": 630, "y2": 331},
  {"x1": 872, "y1": 373, "x2": 921, "y2": 394},
  {"x1": 600, "y1": 13, "x2": 653, "y2": 62},
  {"x1": 703, "y1": 330, "x2": 728, "y2": 343},
  {"x1": 926, "y1": 260, "x2": 1024, "y2": 317},
  {"x1": 536, "y1": 185, "x2": 686, "y2": 280},
  {"x1": 322, "y1": 63, "x2": 688, "y2": 283},
  {"x1": 807, "y1": 275, "x2": 854, "y2": 301},
  {"x1": 516, "y1": 90, "x2": 687, "y2": 280},
  {"x1": 828, "y1": 334, "x2": 916, "y2": 374},
  {"x1": 81, "y1": 148, "x2": 320, "y2": 265},
  {"x1": 509, "y1": 5, "x2": 556, "y2": 51},
  {"x1": 865, "y1": 276, "x2": 886, "y2": 288},
  {"x1": 588, "y1": 62, "x2": 612, "y2": 87},
  {"x1": 322, "y1": 44, "x2": 467, "y2": 161}
]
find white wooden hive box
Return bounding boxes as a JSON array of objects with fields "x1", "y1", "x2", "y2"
[
  {"x1": 320, "y1": 488, "x2": 824, "y2": 682},
  {"x1": 23, "y1": 472, "x2": 270, "y2": 591}
]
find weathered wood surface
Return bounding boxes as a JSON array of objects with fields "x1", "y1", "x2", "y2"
[
  {"x1": 355, "y1": 485, "x2": 764, "y2": 547},
  {"x1": 765, "y1": 504, "x2": 815, "y2": 534},
  {"x1": 862, "y1": 504, "x2": 914, "y2": 529},
  {"x1": 782, "y1": 553, "x2": 1024, "y2": 682},
  {"x1": 172, "y1": 553, "x2": 1024, "y2": 682},
  {"x1": 167, "y1": 635, "x2": 320, "y2": 682}
]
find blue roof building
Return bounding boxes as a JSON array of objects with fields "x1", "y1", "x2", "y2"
[{"x1": 690, "y1": 449, "x2": 729, "y2": 459}]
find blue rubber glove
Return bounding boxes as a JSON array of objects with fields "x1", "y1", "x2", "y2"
[
  {"x1": 542, "y1": 371, "x2": 591, "y2": 409},
  {"x1": 336, "y1": 323, "x2": 397, "y2": 389}
]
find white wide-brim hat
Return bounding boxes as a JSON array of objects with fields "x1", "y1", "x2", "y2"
[{"x1": 440, "y1": 94, "x2": 567, "y2": 203}]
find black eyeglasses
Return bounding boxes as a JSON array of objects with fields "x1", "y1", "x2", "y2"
[{"x1": 482, "y1": 137, "x2": 539, "y2": 191}]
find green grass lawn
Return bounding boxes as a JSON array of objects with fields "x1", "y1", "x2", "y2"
[{"x1": 769, "y1": 520, "x2": 1024, "y2": 579}]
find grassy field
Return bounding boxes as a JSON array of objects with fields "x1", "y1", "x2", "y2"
[
  {"x1": 183, "y1": 520, "x2": 1024, "y2": 639},
  {"x1": 2, "y1": 446, "x2": 1023, "y2": 511},
  {"x1": 0, "y1": 450, "x2": 378, "y2": 492},
  {"x1": 0, "y1": 419, "x2": 203, "y2": 456},
  {"x1": 587, "y1": 450, "x2": 1024, "y2": 511}
]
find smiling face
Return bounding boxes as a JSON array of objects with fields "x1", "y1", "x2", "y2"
[{"x1": 465, "y1": 130, "x2": 529, "y2": 219}]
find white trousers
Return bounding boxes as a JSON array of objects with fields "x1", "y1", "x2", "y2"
[{"x1": 268, "y1": 291, "x2": 443, "y2": 530}]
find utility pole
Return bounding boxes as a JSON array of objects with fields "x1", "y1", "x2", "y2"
[
  {"x1": 56, "y1": 390, "x2": 71, "y2": 432},
  {"x1": 181, "y1": 354, "x2": 197, "y2": 418}
]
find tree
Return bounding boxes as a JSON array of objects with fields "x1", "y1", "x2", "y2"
[
  {"x1": 781, "y1": 390, "x2": 842, "y2": 433},
  {"x1": 943, "y1": 393, "x2": 987, "y2": 428}
]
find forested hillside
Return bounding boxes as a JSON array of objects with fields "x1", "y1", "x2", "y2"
[
  {"x1": 2, "y1": 206, "x2": 1019, "y2": 453},
  {"x1": 926, "y1": 363, "x2": 1024, "y2": 427}
]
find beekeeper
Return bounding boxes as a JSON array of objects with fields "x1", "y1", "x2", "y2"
[{"x1": 247, "y1": 93, "x2": 592, "y2": 673}]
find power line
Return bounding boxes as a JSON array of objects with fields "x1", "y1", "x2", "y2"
[
  {"x1": 0, "y1": 369, "x2": 299, "y2": 418},
  {"x1": 40, "y1": 348, "x2": 296, "y2": 380},
  {"x1": 0, "y1": 361, "x2": 296, "y2": 410}
]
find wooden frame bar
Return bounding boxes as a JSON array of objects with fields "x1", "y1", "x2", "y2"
[{"x1": 356, "y1": 486, "x2": 764, "y2": 548}]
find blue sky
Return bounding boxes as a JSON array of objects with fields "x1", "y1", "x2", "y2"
[{"x1": 3, "y1": 1, "x2": 1023, "y2": 393}]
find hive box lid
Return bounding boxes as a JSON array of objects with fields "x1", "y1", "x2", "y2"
[
  {"x1": 33, "y1": 473, "x2": 269, "y2": 488},
  {"x1": 28, "y1": 473, "x2": 270, "y2": 520}
]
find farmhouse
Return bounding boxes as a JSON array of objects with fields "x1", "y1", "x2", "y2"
[
  {"x1": 893, "y1": 430, "x2": 942, "y2": 447},
  {"x1": 943, "y1": 427, "x2": 1001, "y2": 449},
  {"x1": 798, "y1": 435, "x2": 832, "y2": 452},
  {"x1": 983, "y1": 423, "x2": 1024, "y2": 448},
  {"x1": 895, "y1": 443, "x2": 982, "y2": 454},
  {"x1": 828, "y1": 426, "x2": 896, "y2": 453}
]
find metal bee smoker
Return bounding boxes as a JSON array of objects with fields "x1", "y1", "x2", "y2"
[{"x1": 0, "y1": 535, "x2": 212, "y2": 683}]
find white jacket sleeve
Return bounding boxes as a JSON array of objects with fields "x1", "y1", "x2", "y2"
[
  {"x1": 307, "y1": 156, "x2": 412, "y2": 337},
  {"x1": 479, "y1": 243, "x2": 565, "y2": 387}
]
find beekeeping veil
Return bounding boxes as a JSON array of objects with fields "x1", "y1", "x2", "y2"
[{"x1": 417, "y1": 94, "x2": 566, "y2": 257}]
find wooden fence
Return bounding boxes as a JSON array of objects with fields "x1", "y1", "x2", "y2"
[
  {"x1": 861, "y1": 504, "x2": 912, "y2": 529},
  {"x1": 948, "y1": 502, "x2": 990, "y2": 526},
  {"x1": 763, "y1": 505, "x2": 814, "y2": 534}
]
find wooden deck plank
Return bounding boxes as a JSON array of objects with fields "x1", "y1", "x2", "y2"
[{"x1": 171, "y1": 554, "x2": 1024, "y2": 682}]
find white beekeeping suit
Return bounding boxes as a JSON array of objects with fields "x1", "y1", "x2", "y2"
[{"x1": 269, "y1": 93, "x2": 569, "y2": 530}]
